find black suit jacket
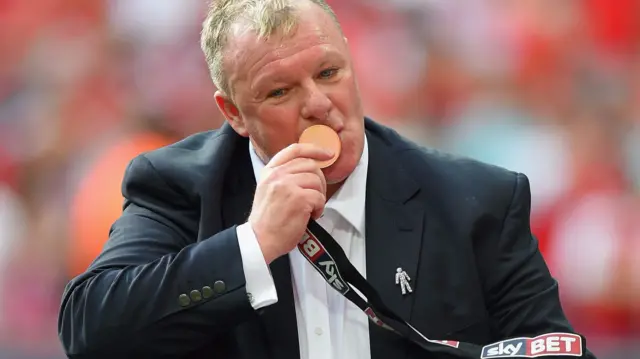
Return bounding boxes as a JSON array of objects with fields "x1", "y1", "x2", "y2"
[{"x1": 58, "y1": 118, "x2": 595, "y2": 358}]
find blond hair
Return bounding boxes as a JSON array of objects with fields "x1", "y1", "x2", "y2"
[{"x1": 200, "y1": 0, "x2": 341, "y2": 97}]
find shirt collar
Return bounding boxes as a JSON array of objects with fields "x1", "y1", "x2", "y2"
[{"x1": 248, "y1": 135, "x2": 369, "y2": 236}]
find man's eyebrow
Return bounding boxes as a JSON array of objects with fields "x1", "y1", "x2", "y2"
[
  {"x1": 252, "y1": 70, "x2": 288, "y2": 93},
  {"x1": 252, "y1": 48, "x2": 344, "y2": 89}
]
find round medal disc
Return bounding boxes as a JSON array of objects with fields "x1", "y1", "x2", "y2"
[{"x1": 298, "y1": 125, "x2": 341, "y2": 168}]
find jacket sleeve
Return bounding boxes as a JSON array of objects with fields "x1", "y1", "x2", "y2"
[
  {"x1": 475, "y1": 173, "x2": 597, "y2": 358},
  {"x1": 58, "y1": 154, "x2": 256, "y2": 358}
]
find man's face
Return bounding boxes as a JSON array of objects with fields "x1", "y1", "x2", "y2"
[{"x1": 216, "y1": 3, "x2": 364, "y2": 184}]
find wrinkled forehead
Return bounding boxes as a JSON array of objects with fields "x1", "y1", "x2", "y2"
[
  {"x1": 223, "y1": 6, "x2": 345, "y2": 95},
  {"x1": 229, "y1": 27, "x2": 334, "y2": 67}
]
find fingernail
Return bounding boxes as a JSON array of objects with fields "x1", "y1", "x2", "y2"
[{"x1": 324, "y1": 149, "x2": 334, "y2": 157}]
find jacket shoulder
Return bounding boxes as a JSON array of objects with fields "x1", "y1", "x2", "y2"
[
  {"x1": 381, "y1": 126, "x2": 523, "y2": 209},
  {"x1": 142, "y1": 129, "x2": 223, "y2": 167},
  {"x1": 408, "y1": 144, "x2": 518, "y2": 190},
  {"x1": 123, "y1": 129, "x2": 231, "y2": 198}
]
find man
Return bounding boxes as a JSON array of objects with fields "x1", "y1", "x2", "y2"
[{"x1": 58, "y1": 0, "x2": 596, "y2": 358}]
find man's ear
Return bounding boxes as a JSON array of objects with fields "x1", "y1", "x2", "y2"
[{"x1": 214, "y1": 90, "x2": 249, "y2": 137}]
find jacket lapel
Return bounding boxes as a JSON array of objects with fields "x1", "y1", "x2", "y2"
[
  {"x1": 221, "y1": 132, "x2": 300, "y2": 359},
  {"x1": 364, "y1": 127, "x2": 425, "y2": 359}
]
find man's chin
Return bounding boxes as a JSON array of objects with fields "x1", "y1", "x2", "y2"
[
  {"x1": 322, "y1": 148, "x2": 361, "y2": 184},
  {"x1": 323, "y1": 164, "x2": 354, "y2": 185},
  {"x1": 326, "y1": 177, "x2": 347, "y2": 186}
]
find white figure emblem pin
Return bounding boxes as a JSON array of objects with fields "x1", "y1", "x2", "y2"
[{"x1": 395, "y1": 267, "x2": 412, "y2": 295}]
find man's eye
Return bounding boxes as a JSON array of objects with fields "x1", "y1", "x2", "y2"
[
  {"x1": 318, "y1": 68, "x2": 338, "y2": 79},
  {"x1": 267, "y1": 88, "x2": 287, "y2": 98}
]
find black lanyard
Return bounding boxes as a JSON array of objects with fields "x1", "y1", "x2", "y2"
[{"x1": 297, "y1": 219, "x2": 587, "y2": 359}]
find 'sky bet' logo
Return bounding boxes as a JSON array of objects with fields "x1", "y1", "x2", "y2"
[
  {"x1": 481, "y1": 333, "x2": 582, "y2": 358},
  {"x1": 298, "y1": 230, "x2": 349, "y2": 295}
]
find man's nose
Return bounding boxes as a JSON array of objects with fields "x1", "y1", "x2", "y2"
[{"x1": 300, "y1": 83, "x2": 332, "y2": 121}]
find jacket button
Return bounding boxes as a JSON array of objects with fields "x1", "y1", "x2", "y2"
[
  {"x1": 178, "y1": 294, "x2": 191, "y2": 307},
  {"x1": 213, "y1": 280, "x2": 226, "y2": 294},
  {"x1": 190, "y1": 290, "x2": 202, "y2": 302},
  {"x1": 202, "y1": 286, "x2": 213, "y2": 299}
]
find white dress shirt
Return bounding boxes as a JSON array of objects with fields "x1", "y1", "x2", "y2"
[{"x1": 236, "y1": 135, "x2": 370, "y2": 359}]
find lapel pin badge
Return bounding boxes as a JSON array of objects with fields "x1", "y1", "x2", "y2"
[{"x1": 395, "y1": 267, "x2": 412, "y2": 295}]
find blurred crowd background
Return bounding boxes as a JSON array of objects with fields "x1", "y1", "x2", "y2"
[{"x1": 0, "y1": 0, "x2": 638, "y2": 358}]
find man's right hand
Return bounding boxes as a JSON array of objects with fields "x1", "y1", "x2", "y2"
[{"x1": 248, "y1": 143, "x2": 334, "y2": 264}]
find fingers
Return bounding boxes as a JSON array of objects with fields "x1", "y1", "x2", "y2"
[
  {"x1": 279, "y1": 158, "x2": 326, "y2": 191},
  {"x1": 262, "y1": 157, "x2": 327, "y2": 196},
  {"x1": 302, "y1": 188, "x2": 326, "y2": 220},
  {"x1": 267, "y1": 143, "x2": 334, "y2": 168},
  {"x1": 286, "y1": 172, "x2": 326, "y2": 195},
  {"x1": 275, "y1": 157, "x2": 323, "y2": 175},
  {"x1": 258, "y1": 143, "x2": 329, "y2": 221}
]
